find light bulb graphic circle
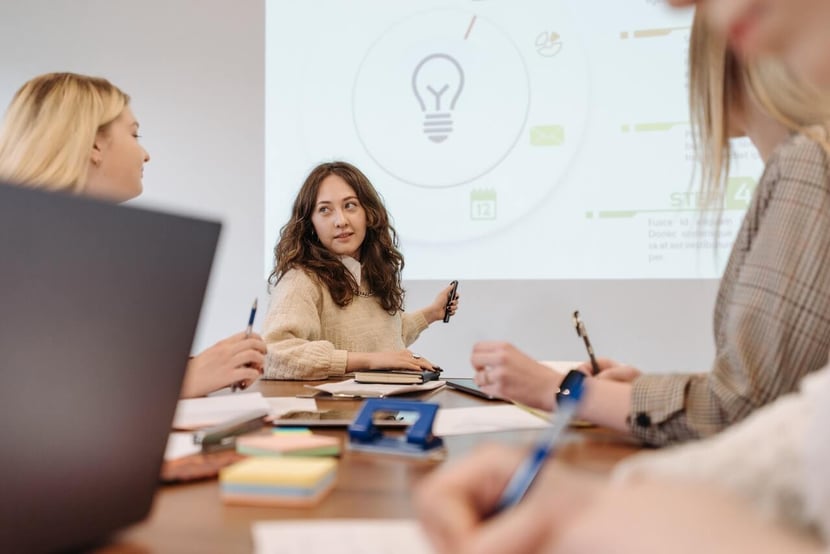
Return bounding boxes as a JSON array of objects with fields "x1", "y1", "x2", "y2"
[{"x1": 353, "y1": 10, "x2": 530, "y2": 189}]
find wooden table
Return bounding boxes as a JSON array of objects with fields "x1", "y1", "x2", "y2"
[{"x1": 104, "y1": 380, "x2": 641, "y2": 553}]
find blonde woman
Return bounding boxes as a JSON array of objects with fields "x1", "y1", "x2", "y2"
[
  {"x1": 418, "y1": 6, "x2": 830, "y2": 553},
  {"x1": 0, "y1": 72, "x2": 266, "y2": 397},
  {"x1": 468, "y1": 6, "x2": 830, "y2": 447},
  {"x1": 416, "y1": 11, "x2": 830, "y2": 553}
]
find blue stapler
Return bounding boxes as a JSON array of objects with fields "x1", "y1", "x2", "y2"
[{"x1": 348, "y1": 399, "x2": 444, "y2": 459}]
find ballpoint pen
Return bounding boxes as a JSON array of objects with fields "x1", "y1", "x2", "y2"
[
  {"x1": 231, "y1": 298, "x2": 258, "y2": 392},
  {"x1": 573, "y1": 310, "x2": 600, "y2": 376},
  {"x1": 490, "y1": 374, "x2": 585, "y2": 515}
]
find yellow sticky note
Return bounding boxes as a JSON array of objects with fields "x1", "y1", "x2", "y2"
[
  {"x1": 220, "y1": 457, "x2": 337, "y2": 487},
  {"x1": 530, "y1": 125, "x2": 565, "y2": 146}
]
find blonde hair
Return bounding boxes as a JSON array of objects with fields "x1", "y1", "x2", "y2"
[
  {"x1": 689, "y1": 10, "x2": 830, "y2": 207},
  {"x1": 0, "y1": 72, "x2": 129, "y2": 194}
]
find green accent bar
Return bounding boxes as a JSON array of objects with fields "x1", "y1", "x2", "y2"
[
  {"x1": 632, "y1": 26, "x2": 689, "y2": 39},
  {"x1": 725, "y1": 177, "x2": 757, "y2": 210},
  {"x1": 591, "y1": 207, "x2": 741, "y2": 219},
  {"x1": 633, "y1": 121, "x2": 687, "y2": 132},
  {"x1": 530, "y1": 125, "x2": 565, "y2": 146},
  {"x1": 597, "y1": 210, "x2": 637, "y2": 219}
]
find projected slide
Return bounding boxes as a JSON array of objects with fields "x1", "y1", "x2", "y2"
[
  {"x1": 349, "y1": 9, "x2": 587, "y2": 243},
  {"x1": 265, "y1": 1, "x2": 764, "y2": 279}
]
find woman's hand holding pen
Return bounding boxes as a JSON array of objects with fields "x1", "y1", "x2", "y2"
[
  {"x1": 418, "y1": 444, "x2": 816, "y2": 554},
  {"x1": 424, "y1": 283, "x2": 460, "y2": 324},
  {"x1": 471, "y1": 341, "x2": 562, "y2": 411},
  {"x1": 415, "y1": 443, "x2": 601, "y2": 554},
  {"x1": 179, "y1": 331, "x2": 267, "y2": 398},
  {"x1": 575, "y1": 357, "x2": 642, "y2": 383}
]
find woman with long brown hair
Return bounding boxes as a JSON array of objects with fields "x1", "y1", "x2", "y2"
[{"x1": 262, "y1": 161, "x2": 458, "y2": 380}]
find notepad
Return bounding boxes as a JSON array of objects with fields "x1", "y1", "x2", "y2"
[
  {"x1": 220, "y1": 457, "x2": 338, "y2": 507},
  {"x1": 236, "y1": 433, "x2": 340, "y2": 457},
  {"x1": 173, "y1": 392, "x2": 271, "y2": 430},
  {"x1": 353, "y1": 369, "x2": 440, "y2": 385},
  {"x1": 433, "y1": 405, "x2": 551, "y2": 436},
  {"x1": 164, "y1": 432, "x2": 203, "y2": 461},
  {"x1": 309, "y1": 379, "x2": 445, "y2": 398},
  {"x1": 252, "y1": 520, "x2": 432, "y2": 554}
]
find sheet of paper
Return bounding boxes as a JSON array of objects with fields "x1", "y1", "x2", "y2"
[
  {"x1": 434, "y1": 404, "x2": 552, "y2": 436},
  {"x1": 252, "y1": 520, "x2": 431, "y2": 554},
  {"x1": 311, "y1": 379, "x2": 445, "y2": 398},
  {"x1": 172, "y1": 392, "x2": 271, "y2": 430},
  {"x1": 163, "y1": 432, "x2": 202, "y2": 461},
  {"x1": 266, "y1": 396, "x2": 317, "y2": 418}
]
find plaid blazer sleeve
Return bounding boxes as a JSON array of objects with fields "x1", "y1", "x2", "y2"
[{"x1": 629, "y1": 134, "x2": 830, "y2": 446}]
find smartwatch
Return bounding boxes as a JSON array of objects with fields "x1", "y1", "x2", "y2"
[{"x1": 556, "y1": 369, "x2": 587, "y2": 407}]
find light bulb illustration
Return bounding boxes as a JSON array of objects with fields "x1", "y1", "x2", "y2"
[{"x1": 411, "y1": 53, "x2": 465, "y2": 143}]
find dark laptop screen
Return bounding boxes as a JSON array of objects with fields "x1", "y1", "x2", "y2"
[{"x1": 0, "y1": 183, "x2": 221, "y2": 553}]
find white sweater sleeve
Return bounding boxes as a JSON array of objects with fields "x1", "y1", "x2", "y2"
[
  {"x1": 613, "y1": 367, "x2": 830, "y2": 538},
  {"x1": 803, "y1": 368, "x2": 830, "y2": 543}
]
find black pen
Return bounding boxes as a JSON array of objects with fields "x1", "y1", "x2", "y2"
[
  {"x1": 231, "y1": 298, "x2": 258, "y2": 392},
  {"x1": 573, "y1": 310, "x2": 600, "y2": 376}
]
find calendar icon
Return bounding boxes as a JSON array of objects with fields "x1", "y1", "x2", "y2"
[{"x1": 470, "y1": 189, "x2": 497, "y2": 220}]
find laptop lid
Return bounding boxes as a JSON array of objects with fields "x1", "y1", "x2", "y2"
[{"x1": 0, "y1": 183, "x2": 221, "y2": 553}]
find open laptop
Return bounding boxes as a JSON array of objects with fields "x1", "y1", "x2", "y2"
[{"x1": 0, "y1": 183, "x2": 221, "y2": 553}]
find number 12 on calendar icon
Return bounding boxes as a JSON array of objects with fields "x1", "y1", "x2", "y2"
[{"x1": 470, "y1": 189, "x2": 497, "y2": 220}]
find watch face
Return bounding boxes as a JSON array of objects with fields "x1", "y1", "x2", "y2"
[{"x1": 556, "y1": 370, "x2": 586, "y2": 403}]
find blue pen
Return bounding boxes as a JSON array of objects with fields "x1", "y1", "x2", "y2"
[
  {"x1": 491, "y1": 377, "x2": 585, "y2": 515},
  {"x1": 231, "y1": 298, "x2": 258, "y2": 392}
]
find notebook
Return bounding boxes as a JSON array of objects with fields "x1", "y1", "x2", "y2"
[
  {"x1": 354, "y1": 369, "x2": 441, "y2": 385},
  {"x1": 0, "y1": 183, "x2": 221, "y2": 553},
  {"x1": 308, "y1": 379, "x2": 446, "y2": 398}
]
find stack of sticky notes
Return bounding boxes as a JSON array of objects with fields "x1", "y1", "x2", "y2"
[
  {"x1": 236, "y1": 431, "x2": 340, "y2": 457},
  {"x1": 219, "y1": 456, "x2": 338, "y2": 507}
]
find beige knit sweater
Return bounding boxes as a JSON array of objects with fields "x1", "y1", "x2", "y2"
[{"x1": 262, "y1": 268, "x2": 428, "y2": 380}]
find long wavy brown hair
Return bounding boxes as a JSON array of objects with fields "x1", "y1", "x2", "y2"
[{"x1": 269, "y1": 161, "x2": 405, "y2": 314}]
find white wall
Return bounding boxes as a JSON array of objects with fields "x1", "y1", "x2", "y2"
[
  {"x1": 0, "y1": 0, "x2": 266, "y2": 354},
  {"x1": 0, "y1": 0, "x2": 719, "y2": 376},
  {"x1": 404, "y1": 279, "x2": 719, "y2": 375}
]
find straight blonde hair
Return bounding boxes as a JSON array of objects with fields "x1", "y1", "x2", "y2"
[
  {"x1": 0, "y1": 72, "x2": 129, "y2": 194},
  {"x1": 689, "y1": 10, "x2": 830, "y2": 208}
]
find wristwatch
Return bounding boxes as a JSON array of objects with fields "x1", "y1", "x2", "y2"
[{"x1": 556, "y1": 369, "x2": 587, "y2": 406}]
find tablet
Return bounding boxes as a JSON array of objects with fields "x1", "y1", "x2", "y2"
[{"x1": 445, "y1": 378, "x2": 501, "y2": 401}]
